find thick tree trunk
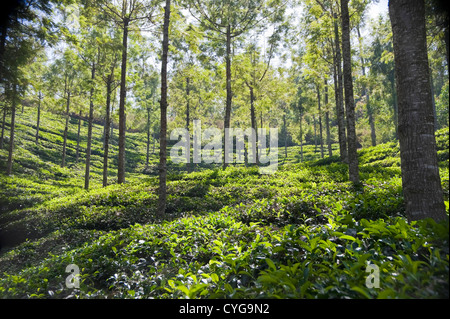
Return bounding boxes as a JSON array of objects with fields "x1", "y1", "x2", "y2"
[
  {"x1": 6, "y1": 85, "x2": 16, "y2": 175},
  {"x1": 223, "y1": 25, "x2": 232, "y2": 169},
  {"x1": 341, "y1": 0, "x2": 360, "y2": 184},
  {"x1": 390, "y1": 76, "x2": 399, "y2": 139},
  {"x1": 85, "y1": 62, "x2": 96, "y2": 190},
  {"x1": 118, "y1": 17, "x2": 129, "y2": 184},
  {"x1": 389, "y1": 0, "x2": 446, "y2": 222},
  {"x1": 333, "y1": 15, "x2": 347, "y2": 163},
  {"x1": 158, "y1": 0, "x2": 171, "y2": 216},
  {"x1": 62, "y1": 90, "x2": 70, "y2": 168}
]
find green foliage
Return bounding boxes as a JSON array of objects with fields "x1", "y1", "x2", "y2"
[{"x1": 0, "y1": 108, "x2": 448, "y2": 299}]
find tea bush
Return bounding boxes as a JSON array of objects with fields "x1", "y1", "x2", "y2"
[{"x1": 0, "y1": 108, "x2": 448, "y2": 299}]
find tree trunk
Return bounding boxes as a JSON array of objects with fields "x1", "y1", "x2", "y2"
[
  {"x1": 341, "y1": 0, "x2": 360, "y2": 184},
  {"x1": 76, "y1": 109, "x2": 82, "y2": 163},
  {"x1": 223, "y1": 24, "x2": 232, "y2": 169},
  {"x1": 356, "y1": 24, "x2": 376, "y2": 147},
  {"x1": 6, "y1": 85, "x2": 16, "y2": 175},
  {"x1": 158, "y1": 0, "x2": 171, "y2": 216},
  {"x1": 103, "y1": 76, "x2": 112, "y2": 187},
  {"x1": 367, "y1": 93, "x2": 377, "y2": 146},
  {"x1": 283, "y1": 112, "x2": 287, "y2": 159},
  {"x1": 299, "y1": 108, "x2": 303, "y2": 162},
  {"x1": 118, "y1": 17, "x2": 129, "y2": 184},
  {"x1": 390, "y1": 75, "x2": 399, "y2": 139},
  {"x1": 389, "y1": 0, "x2": 446, "y2": 222},
  {"x1": 62, "y1": 90, "x2": 70, "y2": 168},
  {"x1": 0, "y1": 106, "x2": 6, "y2": 149},
  {"x1": 186, "y1": 76, "x2": 192, "y2": 172},
  {"x1": 249, "y1": 84, "x2": 258, "y2": 164},
  {"x1": 146, "y1": 106, "x2": 151, "y2": 167},
  {"x1": 333, "y1": 15, "x2": 347, "y2": 163},
  {"x1": 85, "y1": 62, "x2": 96, "y2": 190},
  {"x1": 317, "y1": 85, "x2": 324, "y2": 159},
  {"x1": 35, "y1": 91, "x2": 41, "y2": 145},
  {"x1": 324, "y1": 79, "x2": 332, "y2": 157}
]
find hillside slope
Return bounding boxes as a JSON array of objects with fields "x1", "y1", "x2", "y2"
[{"x1": 0, "y1": 107, "x2": 448, "y2": 299}]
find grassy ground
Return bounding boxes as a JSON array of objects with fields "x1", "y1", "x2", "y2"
[{"x1": 0, "y1": 106, "x2": 448, "y2": 299}]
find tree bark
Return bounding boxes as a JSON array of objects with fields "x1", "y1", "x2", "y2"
[
  {"x1": 85, "y1": 61, "x2": 96, "y2": 190},
  {"x1": 223, "y1": 24, "x2": 232, "y2": 169},
  {"x1": 317, "y1": 84, "x2": 324, "y2": 159},
  {"x1": 6, "y1": 85, "x2": 16, "y2": 175},
  {"x1": 35, "y1": 91, "x2": 41, "y2": 145},
  {"x1": 76, "y1": 109, "x2": 82, "y2": 163},
  {"x1": 248, "y1": 84, "x2": 258, "y2": 164},
  {"x1": 61, "y1": 90, "x2": 70, "y2": 168},
  {"x1": 118, "y1": 17, "x2": 129, "y2": 184},
  {"x1": 389, "y1": 0, "x2": 446, "y2": 222},
  {"x1": 324, "y1": 79, "x2": 332, "y2": 157},
  {"x1": 158, "y1": 0, "x2": 171, "y2": 216},
  {"x1": 333, "y1": 14, "x2": 347, "y2": 163},
  {"x1": 103, "y1": 75, "x2": 112, "y2": 187},
  {"x1": 341, "y1": 0, "x2": 360, "y2": 184},
  {"x1": 0, "y1": 106, "x2": 6, "y2": 149}
]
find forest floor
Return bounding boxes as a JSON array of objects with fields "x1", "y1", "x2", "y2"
[{"x1": 0, "y1": 107, "x2": 448, "y2": 299}]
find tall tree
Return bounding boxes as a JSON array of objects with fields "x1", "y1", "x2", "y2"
[
  {"x1": 158, "y1": 0, "x2": 171, "y2": 216},
  {"x1": 99, "y1": 0, "x2": 157, "y2": 184},
  {"x1": 389, "y1": 0, "x2": 447, "y2": 222},
  {"x1": 340, "y1": 0, "x2": 359, "y2": 184},
  {"x1": 189, "y1": 0, "x2": 285, "y2": 169}
]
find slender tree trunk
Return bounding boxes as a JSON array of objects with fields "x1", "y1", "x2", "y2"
[
  {"x1": 283, "y1": 112, "x2": 288, "y2": 159},
  {"x1": 299, "y1": 109, "x2": 303, "y2": 162},
  {"x1": 62, "y1": 90, "x2": 70, "y2": 168},
  {"x1": 158, "y1": 0, "x2": 171, "y2": 216},
  {"x1": 317, "y1": 85, "x2": 324, "y2": 159},
  {"x1": 356, "y1": 25, "x2": 376, "y2": 147},
  {"x1": 367, "y1": 93, "x2": 377, "y2": 146},
  {"x1": 0, "y1": 107, "x2": 6, "y2": 149},
  {"x1": 313, "y1": 114, "x2": 317, "y2": 153},
  {"x1": 76, "y1": 109, "x2": 82, "y2": 163},
  {"x1": 103, "y1": 76, "x2": 112, "y2": 187},
  {"x1": 341, "y1": 0, "x2": 360, "y2": 184},
  {"x1": 35, "y1": 91, "x2": 41, "y2": 145},
  {"x1": 224, "y1": 24, "x2": 232, "y2": 169},
  {"x1": 389, "y1": 0, "x2": 446, "y2": 222},
  {"x1": 118, "y1": 17, "x2": 129, "y2": 184},
  {"x1": 324, "y1": 79, "x2": 332, "y2": 157},
  {"x1": 85, "y1": 62, "x2": 96, "y2": 190},
  {"x1": 334, "y1": 15, "x2": 347, "y2": 163},
  {"x1": 6, "y1": 85, "x2": 17, "y2": 175},
  {"x1": 248, "y1": 84, "x2": 258, "y2": 164},
  {"x1": 146, "y1": 106, "x2": 151, "y2": 167},
  {"x1": 186, "y1": 76, "x2": 192, "y2": 172}
]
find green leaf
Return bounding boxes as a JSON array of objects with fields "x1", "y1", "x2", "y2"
[
  {"x1": 265, "y1": 258, "x2": 276, "y2": 271},
  {"x1": 351, "y1": 286, "x2": 371, "y2": 299}
]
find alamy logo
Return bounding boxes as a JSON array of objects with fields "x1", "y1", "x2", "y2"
[
  {"x1": 170, "y1": 120, "x2": 278, "y2": 174},
  {"x1": 365, "y1": 263, "x2": 380, "y2": 289},
  {"x1": 65, "y1": 264, "x2": 80, "y2": 289}
]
